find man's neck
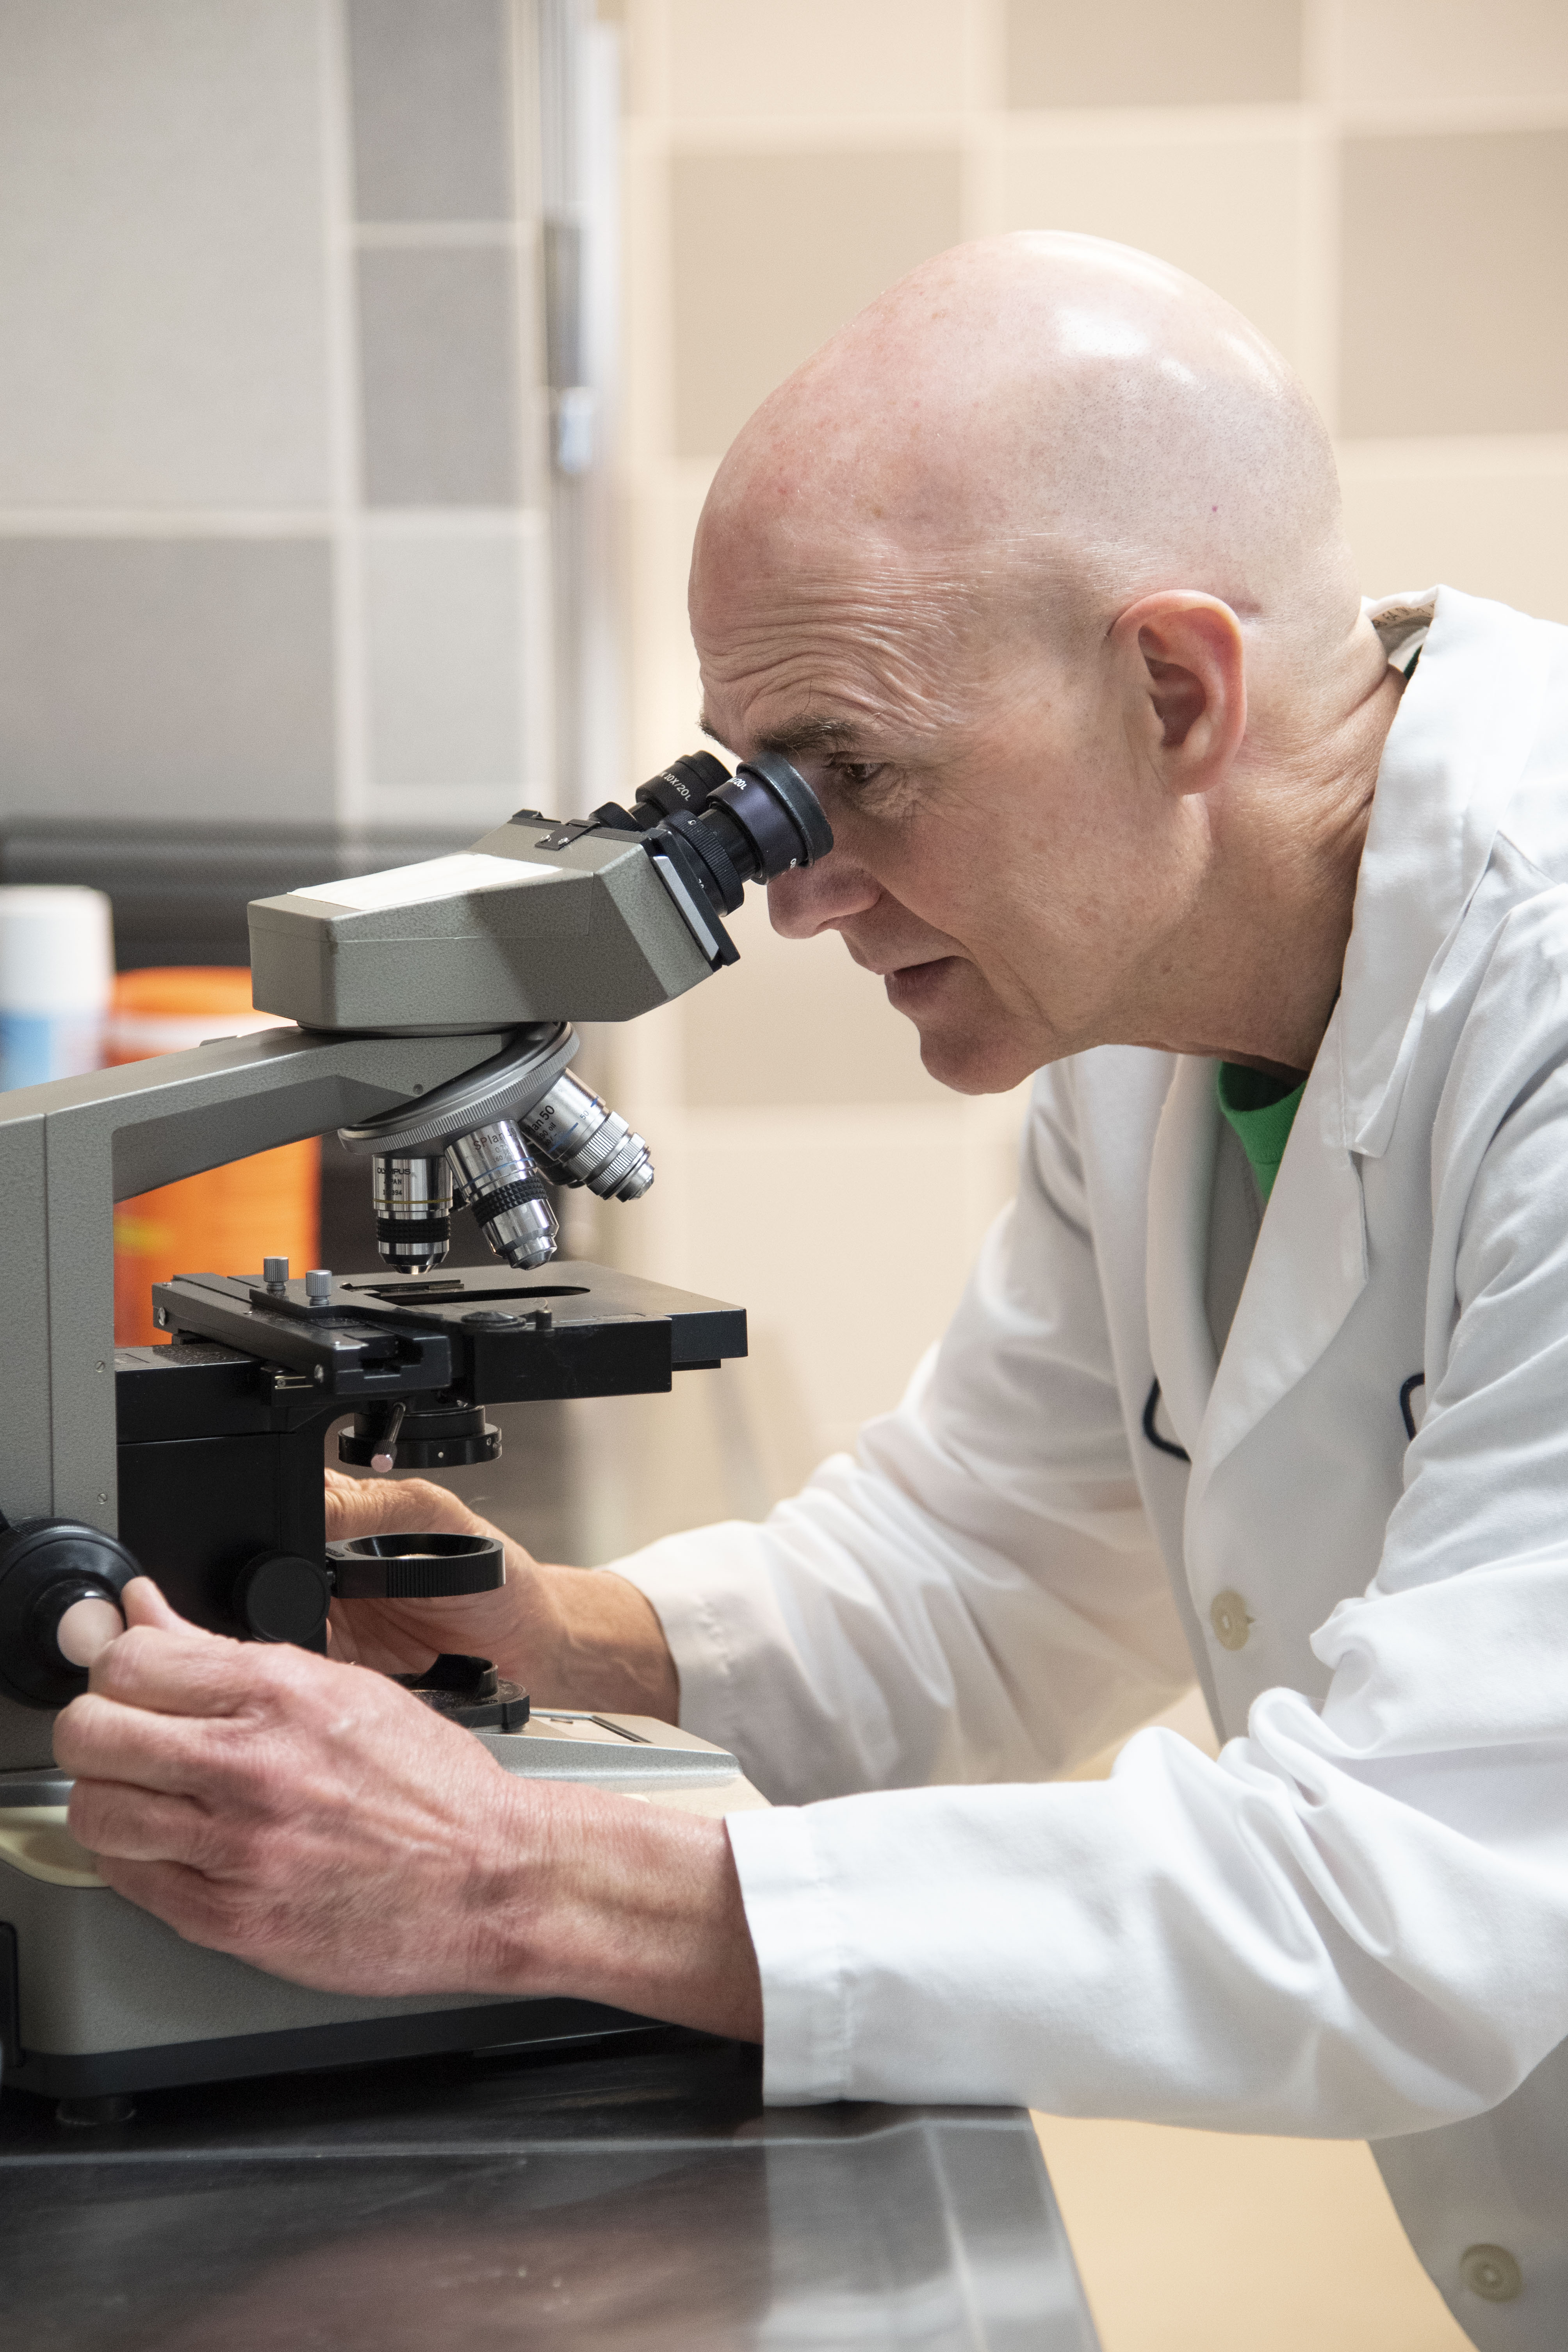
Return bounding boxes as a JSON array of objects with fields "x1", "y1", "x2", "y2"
[{"x1": 1146, "y1": 650, "x2": 1406, "y2": 1076}]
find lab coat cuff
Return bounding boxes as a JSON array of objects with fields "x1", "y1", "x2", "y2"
[
  {"x1": 725, "y1": 1805, "x2": 846, "y2": 2106},
  {"x1": 602, "y1": 1526, "x2": 757, "y2": 1752}
]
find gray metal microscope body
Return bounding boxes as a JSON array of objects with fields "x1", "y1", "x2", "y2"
[{"x1": 0, "y1": 762, "x2": 826, "y2": 2101}]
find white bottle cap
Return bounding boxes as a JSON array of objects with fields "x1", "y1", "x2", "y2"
[{"x1": 0, "y1": 887, "x2": 114, "y2": 1015}]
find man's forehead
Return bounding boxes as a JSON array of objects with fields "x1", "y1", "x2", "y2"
[{"x1": 698, "y1": 708, "x2": 873, "y2": 761}]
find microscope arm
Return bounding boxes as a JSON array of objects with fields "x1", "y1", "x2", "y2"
[{"x1": 0, "y1": 1025, "x2": 509, "y2": 1536}]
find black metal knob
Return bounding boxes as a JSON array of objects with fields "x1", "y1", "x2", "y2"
[
  {"x1": 0, "y1": 1519, "x2": 141, "y2": 1709},
  {"x1": 233, "y1": 1552, "x2": 332, "y2": 1647},
  {"x1": 327, "y1": 1532, "x2": 505, "y2": 1600}
]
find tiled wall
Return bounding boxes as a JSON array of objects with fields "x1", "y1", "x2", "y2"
[
  {"x1": 0, "y1": 0, "x2": 558, "y2": 836},
  {"x1": 581, "y1": 0, "x2": 1568, "y2": 1546}
]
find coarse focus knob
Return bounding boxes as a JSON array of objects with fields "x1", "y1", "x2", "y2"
[{"x1": 0, "y1": 1520, "x2": 141, "y2": 1709}]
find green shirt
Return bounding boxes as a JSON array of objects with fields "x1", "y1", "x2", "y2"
[{"x1": 1215, "y1": 1063, "x2": 1305, "y2": 1202}]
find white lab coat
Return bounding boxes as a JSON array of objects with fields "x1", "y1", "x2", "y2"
[{"x1": 615, "y1": 586, "x2": 1568, "y2": 2348}]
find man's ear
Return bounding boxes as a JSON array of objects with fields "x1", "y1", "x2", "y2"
[{"x1": 1110, "y1": 593, "x2": 1247, "y2": 794}]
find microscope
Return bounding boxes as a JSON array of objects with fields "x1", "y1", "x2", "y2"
[{"x1": 0, "y1": 751, "x2": 830, "y2": 2109}]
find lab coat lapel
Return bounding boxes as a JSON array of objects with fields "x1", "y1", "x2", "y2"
[
  {"x1": 1187, "y1": 588, "x2": 1546, "y2": 1492},
  {"x1": 1192, "y1": 1006, "x2": 1367, "y2": 1496},
  {"x1": 1145, "y1": 1053, "x2": 1221, "y2": 1461}
]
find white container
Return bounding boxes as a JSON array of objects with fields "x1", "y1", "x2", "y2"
[{"x1": 0, "y1": 886, "x2": 115, "y2": 1091}]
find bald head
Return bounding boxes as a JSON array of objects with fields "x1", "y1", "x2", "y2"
[
  {"x1": 694, "y1": 233, "x2": 1355, "y2": 704},
  {"x1": 692, "y1": 235, "x2": 1396, "y2": 1094}
]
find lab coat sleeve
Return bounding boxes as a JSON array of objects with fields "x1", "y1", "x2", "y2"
[
  {"x1": 734, "y1": 899, "x2": 1568, "y2": 2128},
  {"x1": 611, "y1": 1060, "x2": 1193, "y2": 1805}
]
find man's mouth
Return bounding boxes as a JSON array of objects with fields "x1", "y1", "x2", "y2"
[{"x1": 882, "y1": 956, "x2": 959, "y2": 1009}]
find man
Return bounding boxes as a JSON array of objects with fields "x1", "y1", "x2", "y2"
[{"x1": 58, "y1": 234, "x2": 1568, "y2": 2347}]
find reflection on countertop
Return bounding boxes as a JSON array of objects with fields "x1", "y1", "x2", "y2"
[{"x1": 0, "y1": 2028, "x2": 1098, "y2": 2351}]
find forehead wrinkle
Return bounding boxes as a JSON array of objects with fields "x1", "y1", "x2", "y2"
[
  {"x1": 700, "y1": 711, "x2": 873, "y2": 763},
  {"x1": 697, "y1": 561, "x2": 1012, "y2": 744}
]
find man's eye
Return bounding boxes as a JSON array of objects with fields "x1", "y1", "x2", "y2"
[{"x1": 834, "y1": 761, "x2": 885, "y2": 790}]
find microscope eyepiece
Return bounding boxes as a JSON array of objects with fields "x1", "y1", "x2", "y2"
[
  {"x1": 631, "y1": 750, "x2": 833, "y2": 918},
  {"x1": 630, "y1": 750, "x2": 731, "y2": 828}
]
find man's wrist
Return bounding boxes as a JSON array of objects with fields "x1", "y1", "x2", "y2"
[{"x1": 474, "y1": 1777, "x2": 762, "y2": 2041}]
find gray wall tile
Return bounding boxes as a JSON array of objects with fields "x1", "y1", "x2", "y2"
[
  {"x1": 0, "y1": 0, "x2": 331, "y2": 508},
  {"x1": 346, "y1": 0, "x2": 512, "y2": 222},
  {"x1": 358, "y1": 248, "x2": 522, "y2": 506},
  {"x1": 363, "y1": 530, "x2": 525, "y2": 793},
  {"x1": 672, "y1": 150, "x2": 964, "y2": 459},
  {"x1": 1340, "y1": 131, "x2": 1568, "y2": 436},
  {"x1": 0, "y1": 539, "x2": 335, "y2": 823},
  {"x1": 1005, "y1": 0, "x2": 1302, "y2": 107}
]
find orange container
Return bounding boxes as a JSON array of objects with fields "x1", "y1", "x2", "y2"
[{"x1": 110, "y1": 969, "x2": 319, "y2": 1346}]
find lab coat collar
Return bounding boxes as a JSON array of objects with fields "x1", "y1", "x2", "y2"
[
  {"x1": 1147, "y1": 587, "x2": 1549, "y2": 1497},
  {"x1": 1342, "y1": 586, "x2": 1553, "y2": 1158}
]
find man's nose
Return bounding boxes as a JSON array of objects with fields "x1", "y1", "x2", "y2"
[{"x1": 767, "y1": 847, "x2": 879, "y2": 939}]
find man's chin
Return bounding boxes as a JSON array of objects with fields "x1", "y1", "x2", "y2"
[{"x1": 884, "y1": 962, "x2": 1042, "y2": 1096}]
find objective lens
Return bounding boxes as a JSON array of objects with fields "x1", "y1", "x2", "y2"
[
  {"x1": 445, "y1": 1121, "x2": 558, "y2": 1270},
  {"x1": 372, "y1": 1154, "x2": 453, "y2": 1273},
  {"x1": 519, "y1": 1071, "x2": 654, "y2": 1202}
]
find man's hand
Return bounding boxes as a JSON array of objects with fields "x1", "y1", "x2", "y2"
[
  {"x1": 54, "y1": 1579, "x2": 761, "y2": 2036},
  {"x1": 324, "y1": 1467, "x2": 541, "y2": 1678},
  {"x1": 324, "y1": 1468, "x2": 679, "y2": 1719}
]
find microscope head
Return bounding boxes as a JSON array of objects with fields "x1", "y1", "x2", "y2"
[{"x1": 249, "y1": 750, "x2": 831, "y2": 1279}]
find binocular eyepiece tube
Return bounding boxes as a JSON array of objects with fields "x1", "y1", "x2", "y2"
[{"x1": 594, "y1": 746, "x2": 834, "y2": 921}]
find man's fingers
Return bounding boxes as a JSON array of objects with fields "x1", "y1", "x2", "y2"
[
  {"x1": 324, "y1": 1468, "x2": 485, "y2": 1542},
  {"x1": 68, "y1": 1777, "x2": 212, "y2": 1866},
  {"x1": 54, "y1": 1688, "x2": 226, "y2": 1794},
  {"x1": 91, "y1": 1855, "x2": 248, "y2": 1953},
  {"x1": 90, "y1": 1618, "x2": 271, "y2": 1717}
]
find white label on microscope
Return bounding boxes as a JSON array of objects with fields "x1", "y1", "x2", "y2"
[{"x1": 287, "y1": 853, "x2": 566, "y2": 913}]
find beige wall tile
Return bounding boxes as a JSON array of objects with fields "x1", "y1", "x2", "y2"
[
  {"x1": 680, "y1": 889, "x2": 950, "y2": 1107},
  {"x1": 999, "y1": 129, "x2": 1311, "y2": 374},
  {"x1": 640, "y1": 1102, "x2": 1020, "y2": 1454},
  {"x1": 1037, "y1": 2113, "x2": 1472, "y2": 2352},
  {"x1": 1331, "y1": 0, "x2": 1568, "y2": 109},
  {"x1": 625, "y1": 469, "x2": 713, "y2": 783},
  {"x1": 666, "y1": 0, "x2": 972, "y2": 121},
  {"x1": 1006, "y1": 0, "x2": 1302, "y2": 109},
  {"x1": 1340, "y1": 132, "x2": 1568, "y2": 437},
  {"x1": 1340, "y1": 441, "x2": 1568, "y2": 625},
  {"x1": 671, "y1": 147, "x2": 964, "y2": 457}
]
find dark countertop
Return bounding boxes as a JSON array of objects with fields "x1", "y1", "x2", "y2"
[{"x1": 0, "y1": 2027, "x2": 1099, "y2": 2350}]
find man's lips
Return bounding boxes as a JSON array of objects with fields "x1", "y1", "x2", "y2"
[{"x1": 882, "y1": 955, "x2": 960, "y2": 1008}]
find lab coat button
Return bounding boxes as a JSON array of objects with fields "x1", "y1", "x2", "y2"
[
  {"x1": 1460, "y1": 2245, "x2": 1522, "y2": 2303},
  {"x1": 1210, "y1": 1591, "x2": 1251, "y2": 1651}
]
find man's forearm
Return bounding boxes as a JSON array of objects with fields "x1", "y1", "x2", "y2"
[{"x1": 488, "y1": 1778, "x2": 761, "y2": 2039}]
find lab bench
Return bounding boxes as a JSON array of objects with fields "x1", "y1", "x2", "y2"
[{"x1": 0, "y1": 2027, "x2": 1100, "y2": 2349}]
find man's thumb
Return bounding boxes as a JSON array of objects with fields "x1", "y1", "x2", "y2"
[{"x1": 119, "y1": 1575, "x2": 200, "y2": 1635}]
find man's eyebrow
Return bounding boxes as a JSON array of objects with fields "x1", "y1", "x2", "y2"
[{"x1": 696, "y1": 712, "x2": 867, "y2": 759}]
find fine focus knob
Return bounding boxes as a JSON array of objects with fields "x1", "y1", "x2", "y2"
[
  {"x1": 233, "y1": 1552, "x2": 332, "y2": 1647},
  {"x1": 0, "y1": 1519, "x2": 141, "y2": 1709}
]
